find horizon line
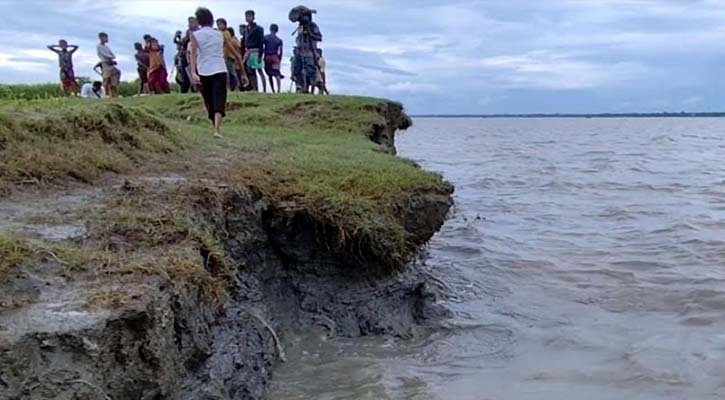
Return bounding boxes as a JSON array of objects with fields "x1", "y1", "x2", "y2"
[{"x1": 410, "y1": 111, "x2": 725, "y2": 118}]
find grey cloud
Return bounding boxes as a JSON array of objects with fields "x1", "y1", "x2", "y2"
[
  {"x1": 3, "y1": 0, "x2": 725, "y2": 113},
  {"x1": 7, "y1": 56, "x2": 49, "y2": 64}
]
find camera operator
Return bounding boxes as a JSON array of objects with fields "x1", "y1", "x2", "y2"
[{"x1": 290, "y1": 6, "x2": 322, "y2": 94}]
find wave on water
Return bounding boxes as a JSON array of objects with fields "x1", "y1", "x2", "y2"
[{"x1": 270, "y1": 117, "x2": 725, "y2": 400}]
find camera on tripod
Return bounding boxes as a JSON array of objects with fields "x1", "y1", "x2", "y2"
[{"x1": 289, "y1": 5, "x2": 317, "y2": 26}]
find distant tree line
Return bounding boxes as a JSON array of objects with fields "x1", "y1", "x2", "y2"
[{"x1": 0, "y1": 80, "x2": 180, "y2": 100}]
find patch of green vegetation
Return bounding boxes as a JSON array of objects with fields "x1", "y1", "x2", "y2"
[
  {"x1": 0, "y1": 194, "x2": 232, "y2": 309},
  {"x1": 0, "y1": 237, "x2": 32, "y2": 280},
  {"x1": 1, "y1": 92, "x2": 449, "y2": 270},
  {"x1": 0, "y1": 80, "x2": 175, "y2": 100},
  {"x1": 81, "y1": 191, "x2": 234, "y2": 303},
  {"x1": 131, "y1": 93, "x2": 393, "y2": 137},
  {"x1": 0, "y1": 100, "x2": 184, "y2": 192}
]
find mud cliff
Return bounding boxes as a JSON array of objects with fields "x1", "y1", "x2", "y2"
[{"x1": 0, "y1": 95, "x2": 452, "y2": 399}]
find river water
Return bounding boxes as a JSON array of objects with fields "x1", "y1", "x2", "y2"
[{"x1": 269, "y1": 118, "x2": 725, "y2": 400}]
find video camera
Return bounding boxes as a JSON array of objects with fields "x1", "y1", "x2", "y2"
[{"x1": 289, "y1": 5, "x2": 317, "y2": 26}]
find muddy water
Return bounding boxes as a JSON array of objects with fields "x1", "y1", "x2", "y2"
[{"x1": 269, "y1": 118, "x2": 725, "y2": 399}]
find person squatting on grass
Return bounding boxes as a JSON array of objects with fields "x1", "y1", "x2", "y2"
[
  {"x1": 80, "y1": 81, "x2": 106, "y2": 99},
  {"x1": 189, "y1": 7, "x2": 244, "y2": 138},
  {"x1": 47, "y1": 40, "x2": 79, "y2": 96},
  {"x1": 96, "y1": 32, "x2": 121, "y2": 97}
]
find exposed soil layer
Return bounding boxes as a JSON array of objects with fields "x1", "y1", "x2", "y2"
[{"x1": 0, "y1": 102, "x2": 453, "y2": 400}]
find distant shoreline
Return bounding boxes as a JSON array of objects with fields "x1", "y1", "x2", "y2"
[{"x1": 412, "y1": 112, "x2": 725, "y2": 119}]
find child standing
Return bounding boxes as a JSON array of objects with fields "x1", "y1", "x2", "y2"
[{"x1": 47, "y1": 39, "x2": 79, "y2": 96}]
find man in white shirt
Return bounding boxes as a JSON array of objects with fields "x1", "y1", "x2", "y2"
[
  {"x1": 96, "y1": 32, "x2": 121, "y2": 97},
  {"x1": 80, "y1": 81, "x2": 106, "y2": 99}
]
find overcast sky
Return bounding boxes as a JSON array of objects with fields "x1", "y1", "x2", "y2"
[{"x1": 3, "y1": 0, "x2": 725, "y2": 114}]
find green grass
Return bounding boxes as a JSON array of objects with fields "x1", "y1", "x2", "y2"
[
  {"x1": 0, "y1": 99, "x2": 184, "y2": 192},
  {"x1": 129, "y1": 93, "x2": 448, "y2": 266},
  {"x1": 0, "y1": 237, "x2": 32, "y2": 281},
  {"x1": 0, "y1": 81, "x2": 147, "y2": 100},
  {"x1": 0, "y1": 92, "x2": 449, "y2": 270}
]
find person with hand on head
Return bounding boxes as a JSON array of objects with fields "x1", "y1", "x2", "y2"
[
  {"x1": 47, "y1": 39, "x2": 79, "y2": 96},
  {"x1": 189, "y1": 7, "x2": 244, "y2": 138}
]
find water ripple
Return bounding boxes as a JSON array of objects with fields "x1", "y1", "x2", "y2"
[{"x1": 270, "y1": 117, "x2": 725, "y2": 400}]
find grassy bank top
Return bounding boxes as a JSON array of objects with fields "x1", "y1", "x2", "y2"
[{"x1": 0, "y1": 93, "x2": 451, "y2": 277}]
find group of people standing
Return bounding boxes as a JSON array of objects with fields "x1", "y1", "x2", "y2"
[
  {"x1": 185, "y1": 6, "x2": 325, "y2": 137},
  {"x1": 48, "y1": 33, "x2": 123, "y2": 98},
  {"x1": 134, "y1": 34, "x2": 171, "y2": 95},
  {"x1": 47, "y1": 33, "x2": 124, "y2": 98},
  {"x1": 47, "y1": 6, "x2": 326, "y2": 138},
  {"x1": 173, "y1": 7, "x2": 325, "y2": 95},
  {"x1": 48, "y1": 6, "x2": 326, "y2": 99},
  {"x1": 173, "y1": 11, "x2": 279, "y2": 94}
]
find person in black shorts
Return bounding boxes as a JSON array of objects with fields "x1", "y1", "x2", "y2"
[{"x1": 188, "y1": 7, "x2": 244, "y2": 138}]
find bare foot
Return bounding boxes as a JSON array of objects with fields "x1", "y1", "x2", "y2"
[{"x1": 213, "y1": 132, "x2": 223, "y2": 139}]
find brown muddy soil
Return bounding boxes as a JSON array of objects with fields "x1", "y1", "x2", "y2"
[
  {"x1": 0, "y1": 177, "x2": 451, "y2": 400},
  {"x1": 0, "y1": 106, "x2": 453, "y2": 400}
]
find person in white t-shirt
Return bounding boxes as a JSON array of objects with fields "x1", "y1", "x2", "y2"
[
  {"x1": 96, "y1": 32, "x2": 121, "y2": 97},
  {"x1": 80, "y1": 81, "x2": 106, "y2": 99},
  {"x1": 188, "y1": 7, "x2": 244, "y2": 138}
]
